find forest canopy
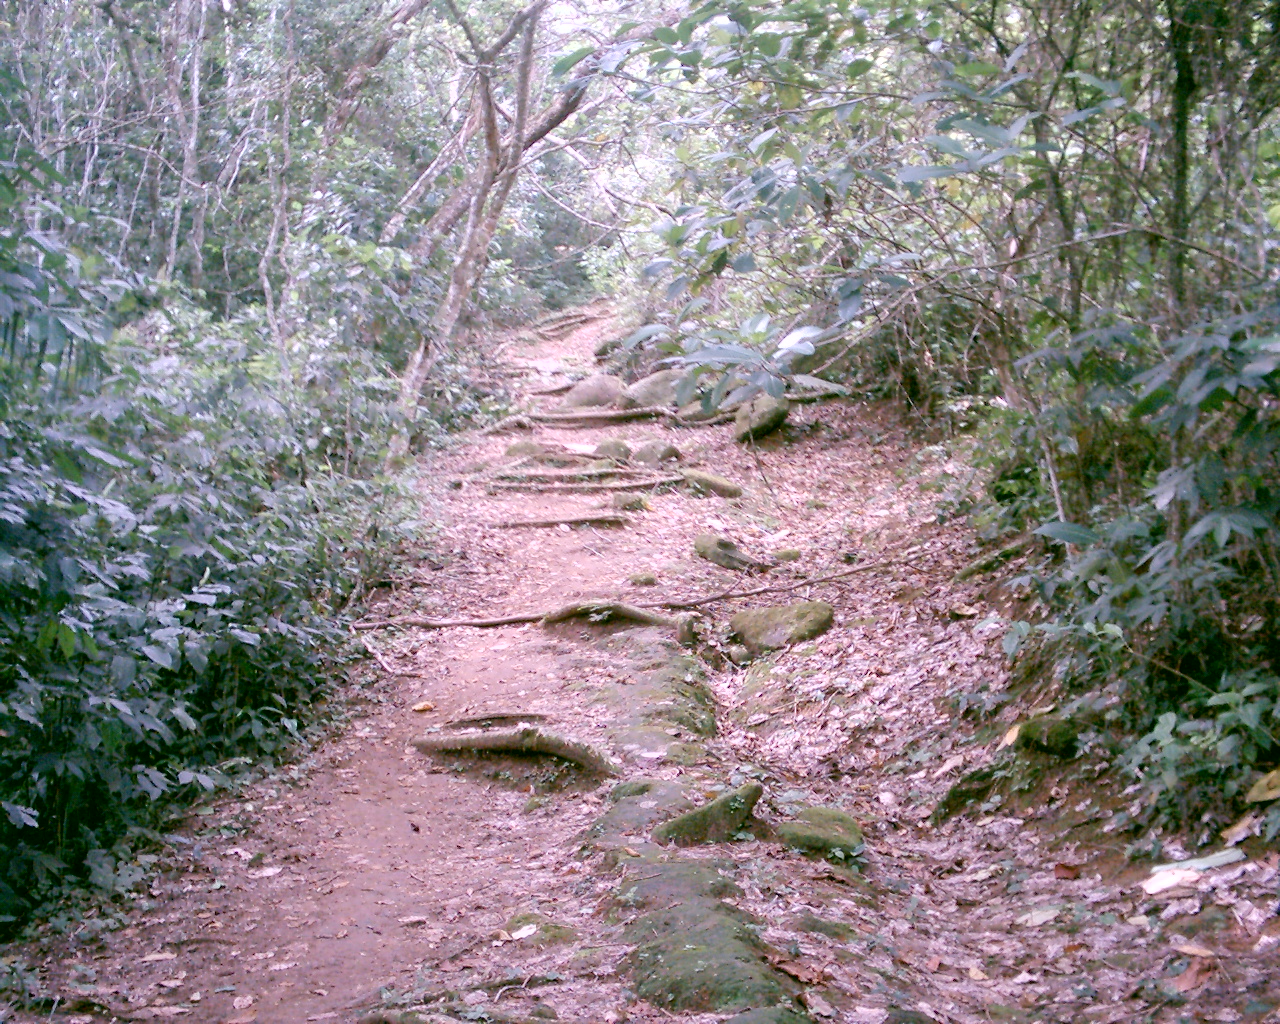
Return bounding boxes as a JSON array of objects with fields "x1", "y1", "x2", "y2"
[{"x1": 2, "y1": 0, "x2": 1280, "y2": 923}]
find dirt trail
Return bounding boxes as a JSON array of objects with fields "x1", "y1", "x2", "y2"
[{"x1": 19, "y1": 311, "x2": 1280, "y2": 1024}]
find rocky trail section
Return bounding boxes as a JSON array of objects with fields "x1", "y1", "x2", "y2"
[{"x1": 12, "y1": 310, "x2": 1279, "y2": 1024}]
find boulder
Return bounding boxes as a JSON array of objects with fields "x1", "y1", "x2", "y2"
[
  {"x1": 594, "y1": 438, "x2": 632, "y2": 462},
  {"x1": 694, "y1": 534, "x2": 772, "y2": 571},
  {"x1": 619, "y1": 368, "x2": 683, "y2": 409},
  {"x1": 613, "y1": 492, "x2": 648, "y2": 511},
  {"x1": 682, "y1": 469, "x2": 743, "y2": 498},
  {"x1": 729, "y1": 601, "x2": 833, "y2": 654},
  {"x1": 558, "y1": 374, "x2": 625, "y2": 409},
  {"x1": 653, "y1": 782, "x2": 763, "y2": 846},
  {"x1": 629, "y1": 571, "x2": 658, "y2": 586},
  {"x1": 775, "y1": 805, "x2": 863, "y2": 858},
  {"x1": 506, "y1": 439, "x2": 548, "y2": 459},
  {"x1": 633, "y1": 440, "x2": 681, "y2": 466},
  {"x1": 1015, "y1": 714, "x2": 1079, "y2": 758},
  {"x1": 734, "y1": 394, "x2": 790, "y2": 442}
]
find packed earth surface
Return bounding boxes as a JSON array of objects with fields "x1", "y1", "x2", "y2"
[{"x1": 10, "y1": 311, "x2": 1280, "y2": 1024}]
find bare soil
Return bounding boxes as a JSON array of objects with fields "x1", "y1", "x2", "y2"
[{"x1": 8, "y1": 311, "x2": 1278, "y2": 1024}]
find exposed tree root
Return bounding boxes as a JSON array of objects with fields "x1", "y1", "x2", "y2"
[
  {"x1": 493, "y1": 514, "x2": 629, "y2": 528},
  {"x1": 486, "y1": 475, "x2": 682, "y2": 494},
  {"x1": 493, "y1": 466, "x2": 656, "y2": 483},
  {"x1": 646, "y1": 562, "x2": 890, "y2": 610},
  {"x1": 413, "y1": 726, "x2": 619, "y2": 775},
  {"x1": 355, "y1": 599, "x2": 681, "y2": 632}
]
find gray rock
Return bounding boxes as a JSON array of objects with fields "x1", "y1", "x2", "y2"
[
  {"x1": 558, "y1": 374, "x2": 625, "y2": 409},
  {"x1": 734, "y1": 394, "x2": 790, "y2": 442},
  {"x1": 729, "y1": 602, "x2": 834, "y2": 654},
  {"x1": 613, "y1": 492, "x2": 648, "y2": 511},
  {"x1": 694, "y1": 534, "x2": 772, "y2": 571},
  {"x1": 633, "y1": 440, "x2": 681, "y2": 466},
  {"x1": 619, "y1": 368, "x2": 683, "y2": 409},
  {"x1": 594, "y1": 438, "x2": 632, "y2": 462},
  {"x1": 682, "y1": 469, "x2": 743, "y2": 498}
]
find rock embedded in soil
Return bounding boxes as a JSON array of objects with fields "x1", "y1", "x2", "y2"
[
  {"x1": 774, "y1": 548, "x2": 802, "y2": 562},
  {"x1": 618, "y1": 368, "x2": 683, "y2": 409},
  {"x1": 734, "y1": 394, "x2": 790, "y2": 442},
  {"x1": 613, "y1": 492, "x2": 648, "y2": 511},
  {"x1": 694, "y1": 533, "x2": 771, "y2": 571},
  {"x1": 558, "y1": 373, "x2": 625, "y2": 409},
  {"x1": 682, "y1": 469, "x2": 743, "y2": 498},
  {"x1": 653, "y1": 782, "x2": 763, "y2": 846},
  {"x1": 632, "y1": 439, "x2": 681, "y2": 466},
  {"x1": 628, "y1": 570, "x2": 658, "y2": 585},
  {"x1": 729, "y1": 602, "x2": 834, "y2": 654},
  {"x1": 774, "y1": 805, "x2": 864, "y2": 858},
  {"x1": 1015, "y1": 714, "x2": 1079, "y2": 758},
  {"x1": 594, "y1": 438, "x2": 632, "y2": 462},
  {"x1": 503, "y1": 911, "x2": 577, "y2": 947},
  {"x1": 725, "y1": 1010, "x2": 812, "y2": 1024}
]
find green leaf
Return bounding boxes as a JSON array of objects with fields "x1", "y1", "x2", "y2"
[
  {"x1": 1034, "y1": 521, "x2": 1100, "y2": 546},
  {"x1": 552, "y1": 46, "x2": 595, "y2": 76}
]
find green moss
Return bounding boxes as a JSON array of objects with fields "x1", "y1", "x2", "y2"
[
  {"x1": 776, "y1": 805, "x2": 863, "y2": 859},
  {"x1": 730, "y1": 602, "x2": 834, "y2": 654},
  {"x1": 653, "y1": 782, "x2": 763, "y2": 846},
  {"x1": 504, "y1": 911, "x2": 577, "y2": 947}
]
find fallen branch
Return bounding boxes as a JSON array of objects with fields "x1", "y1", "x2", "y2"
[
  {"x1": 413, "y1": 726, "x2": 619, "y2": 774},
  {"x1": 494, "y1": 514, "x2": 628, "y2": 528},
  {"x1": 646, "y1": 562, "x2": 890, "y2": 610},
  {"x1": 486, "y1": 474, "x2": 682, "y2": 494},
  {"x1": 528, "y1": 405, "x2": 677, "y2": 423},
  {"x1": 493, "y1": 466, "x2": 655, "y2": 483}
]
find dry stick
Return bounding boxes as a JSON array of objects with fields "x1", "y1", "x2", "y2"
[
  {"x1": 486, "y1": 475, "x2": 682, "y2": 494},
  {"x1": 493, "y1": 514, "x2": 628, "y2": 528}
]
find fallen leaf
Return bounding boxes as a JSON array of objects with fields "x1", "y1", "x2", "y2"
[
  {"x1": 268, "y1": 962, "x2": 297, "y2": 972},
  {"x1": 1054, "y1": 863, "x2": 1082, "y2": 880},
  {"x1": 247, "y1": 865, "x2": 283, "y2": 879},
  {"x1": 1221, "y1": 812, "x2": 1259, "y2": 846},
  {"x1": 233, "y1": 995, "x2": 255, "y2": 1010},
  {"x1": 1169, "y1": 958, "x2": 1213, "y2": 993},
  {"x1": 999, "y1": 724, "x2": 1021, "y2": 749},
  {"x1": 139, "y1": 952, "x2": 177, "y2": 964},
  {"x1": 1175, "y1": 943, "x2": 1216, "y2": 958},
  {"x1": 1246, "y1": 767, "x2": 1280, "y2": 803},
  {"x1": 968, "y1": 966, "x2": 989, "y2": 980},
  {"x1": 949, "y1": 603, "x2": 980, "y2": 618},
  {"x1": 510, "y1": 923, "x2": 538, "y2": 940},
  {"x1": 931, "y1": 753, "x2": 965, "y2": 779},
  {"x1": 159, "y1": 979, "x2": 184, "y2": 989},
  {"x1": 1015, "y1": 907, "x2": 1060, "y2": 927},
  {"x1": 1142, "y1": 868, "x2": 1199, "y2": 895},
  {"x1": 412, "y1": 700, "x2": 435, "y2": 713}
]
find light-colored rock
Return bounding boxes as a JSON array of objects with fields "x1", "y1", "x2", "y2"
[
  {"x1": 632, "y1": 440, "x2": 681, "y2": 466},
  {"x1": 594, "y1": 438, "x2": 632, "y2": 462},
  {"x1": 733, "y1": 393, "x2": 790, "y2": 442},
  {"x1": 558, "y1": 374, "x2": 625, "y2": 409},
  {"x1": 681, "y1": 469, "x2": 742, "y2": 498},
  {"x1": 729, "y1": 601, "x2": 834, "y2": 653},
  {"x1": 693, "y1": 534, "x2": 772, "y2": 571},
  {"x1": 613, "y1": 492, "x2": 648, "y2": 511},
  {"x1": 618, "y1": 368, "x2": 683, "y2": 409}
]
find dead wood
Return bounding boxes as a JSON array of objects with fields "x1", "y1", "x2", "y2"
[
  {"x1": 412, "y1": 726, "x2": 619, "y2": 774},
  {"x1": 486, "y1": 475, "x2": 682, "y2": 494},
  {"x1": 493, "y1": 466, "x2": 654, "y2": 483},
  {"x1": 528, "y1": 405, "x2": 677, "y2": 423},
  {"x1": 493, "y1": 514, "x2": 629, "y2": 528}
]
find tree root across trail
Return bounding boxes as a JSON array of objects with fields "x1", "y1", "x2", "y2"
[{"x1": 412, "y1": 726, "x2": 620, "y2": 775}]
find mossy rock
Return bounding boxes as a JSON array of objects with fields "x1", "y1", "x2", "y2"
[
  {"x1": 624, "y1": 902, "x2": 789, "y2": 1012},
  {"x1": 619, "y1": 368, "x2": 682, "y2": 409},
  {"x1": 932, "y1": 764, "x2": 1003, "y2": 822},
  {"x1": 730, "y1": 602, "x2": 834, "y2": 655},
  {"x1": 664, "y1": 741, "x2": 708, "y2": 766},
  {"x1": 586, "y1": 781, "x2": 692, "y2": 841},
  {"x1": 682, "y1": 469, "x2": 743, "y2": 498},
  {"x1": 633, "y1": 440, "x2": 682, "y2": 466},
  {"x1": 774, "y1": 548, "x2": 802, "y2": 562},
  {"x1": 614, "y1": 492, "x2": 649, "y2": 512},
  {"x1": 629, "y1": 570, "x2": 658, "y2": 585},
  {"x1": 734, "y1": 394, "x2": 790, "y2": 442},
  {"x1": 506, "y1": 440, "x2": 549, "y2": 458},
  {"x1": 653, "y1": 782, "x2": 763, "y2": 846},
  {"x1": 790, "y1": 912, "x2": 856, "y2": 940},
  {"x1": 595, "y1": 438, "x2": 632, "y2": 462},
  {"x1": 1015, "y1": 714, "x2": 1079, "y2": 758},
  {"x1": 775, "y1": 806, "x2": 863, "y2": 859},
  {"x1": 559, "y1": 374, "x2": 625, "y2": 409},
  {"x1": 725, "y1": 1010, "x2": 811, "y2": 1024},
  {"x1": 610, "y1": 779, "x2": 658, "y2": 802},
  {"x1": 694, "y1": 533, "x2": 769, "y2": 570},
  {"x1": 504, "y1": 911, "x2": 577, "y2": 947}
]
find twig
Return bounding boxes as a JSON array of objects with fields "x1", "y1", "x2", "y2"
[
  {"x1": 359, "y1": 638, "x2": 399, "y2": 673},
  {"x1": 645, "y1": 562, "x2": 889, "y2": 610}
]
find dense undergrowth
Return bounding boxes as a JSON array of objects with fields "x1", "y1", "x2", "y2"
[{"x1": 0, "y1": 154, "x2": 423, "y2": 931}]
